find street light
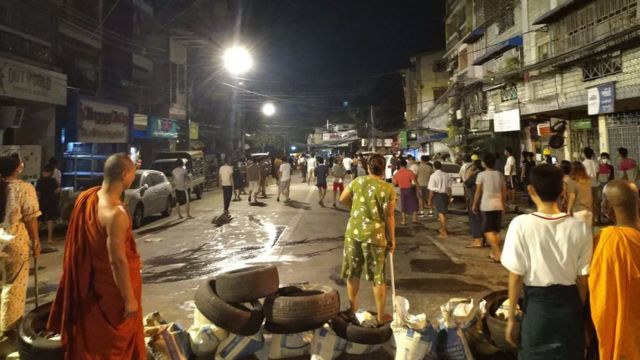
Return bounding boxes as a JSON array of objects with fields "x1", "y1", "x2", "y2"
[
  {"x1": 262, "y1": 102, "x2": 276, "y2": 117},
  {"x1": 223, "y1": 46, "x2": 253, "y2": 75}
]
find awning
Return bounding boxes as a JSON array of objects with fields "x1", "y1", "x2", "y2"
[
  {"x1": 472, "y1": 36, "x2": 523, "y2": 66},
  {"x1": 532, "y1": 0, "x2": 594, "y2": 25},
  {"x1": 462, "y1": 27, "x2": 484, "y2": 44}
]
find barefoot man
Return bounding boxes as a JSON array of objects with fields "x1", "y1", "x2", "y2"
[{"x1": 48, "y1": 154, "x2": 145, "y2": 359}]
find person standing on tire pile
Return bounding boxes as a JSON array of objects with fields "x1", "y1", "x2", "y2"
[
  {"x1": 339, "y1": 154, "x2": 396, "y2": 324},
  {"x1": 502, "y1": 164, "x2": 592, "y2": 360},
  {"x1": 0, "y1": 154, "x2": 41, "y2": 346},
  {"x1": 172, "y1": 159, "x2": 192, "y2": 219},
  {"x1": 219, "y1": 158, "x2": 234, "y2": 214},
  {"x1": 48, "y1": 153, "x2": 146, "y2": 359}
]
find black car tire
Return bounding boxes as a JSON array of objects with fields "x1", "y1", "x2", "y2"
[
  {"x1": 216, "y1": 265, "x2": 279, "y2": 303},
  {"x1": 194, "y1": 278, "x2": 264, "y2": 336},
  {"x1": 330, "y1": 311, "x2": 392, "y2": 345},
  {"x1": 481, "y1": 290, "x2": 517, "y2": 352},
  {"x1": 264, "y1": 284, "x2": 339, "y2": 334},
  {"x1": 161, "y1": 197, "x2": 173, "y2": 217},
  {"x1": 18, "y1": 302, "x2": 64, "y2": 360},
  {"x1": 132, "y1": 205, "x2": 144, "y2": 229}
]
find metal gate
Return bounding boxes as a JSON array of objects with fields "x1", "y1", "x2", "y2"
[{"x1": 606, "y1": 113, "x2": 640, "y2": 168}]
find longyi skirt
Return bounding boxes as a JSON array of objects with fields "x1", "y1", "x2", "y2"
[{"x1": 400, "y1": 187, "x2": 418, "y2": 214}]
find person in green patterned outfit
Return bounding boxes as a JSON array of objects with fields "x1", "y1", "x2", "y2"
[{"x1": 339, "y1": 154, "x2": 396, "y2": 324}]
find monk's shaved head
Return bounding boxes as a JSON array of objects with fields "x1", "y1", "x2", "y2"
[
  {"x1": 104, "y1": 153, "x2": 135, "y2": 184},
  {"x1": 604, "y1": 180, "x2": 639, "y2": 215}
]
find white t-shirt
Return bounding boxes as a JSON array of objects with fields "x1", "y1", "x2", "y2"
[
  {"x1": 343, "y1": 157, "x2": 353, "y2": 171},
  {"x1": 427, "y1": 169, "x2": 450, "y2": 193},
  {"x1": 279, "y1": 162, "x2": 292, "y2": 181},
  {"x1": 504, "y1": 155, "x2": 516, "y2": 176},
  {"x1": 501, "y1": 212, "x2": 592, "y2": 286},
  {"x1": 476, "y1": 170, "x2": 505, "y2": 211},
  {"x1": 172, "y1": 167, "x2": 188, "y2": 191},
  {"x1": 307, "y1": 157, "x2": 316, "y2": 170},
  {"x1": 409, "y1": 162, "x2": 418, "y2": 175},
  {"x1": 582, "y1": 158, "x2": 599, "y2": 187},
  {"x1": 460, "y1": 162, "x2": 472, "y2": 181},
  {"x1": 219, "y1": 164, "x2": 234, "y2": 187}
]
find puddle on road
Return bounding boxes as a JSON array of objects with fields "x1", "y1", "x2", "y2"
[{"x1": 142, "y1": 215, "x2": 287, "y2": 283}]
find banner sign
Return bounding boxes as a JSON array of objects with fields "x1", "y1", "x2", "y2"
[
  {"x1": 587, "y1": 82, "x2": 615, "y2": 115},
  {"x1": 149, "y1": 117, "x2": 179, "y2": 138},
  {"x1": 493, "y1": 108, "x2": 521, "y2": 132},
  {"x1": 78, "y1": 97, "x2": 130, "y2": 143},
  {"x1": 0, "y1": 56, "x2": 67, "y2": 105},
  {"x1": 572, "y1": 118, "x2": 592, "y2": 130},
  {"x1": 399, "y1": 131, "x2": 408, "y2": 149}
]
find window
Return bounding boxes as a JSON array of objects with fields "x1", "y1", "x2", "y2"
[
  {"x1": 582, "y1": 53, "x2": 622, "y2": 81},
  {"x1": 458, "y1": 48, "x2": 468, "y2": 70},
  {"x1": 433, "y1": 87, "x2": 447, "y2": 100},
  {"x1": 497, "y1": 4, "x2": 515, "y2": 34},
  {"x1": 433, "y1": 59, "x2": 447, "y2": 73},
  {"x1": 537, "y1": 42, "x2": 549, "y2": 61},
  {"x1": 501, "y1": 84, "x2": 518, "y2": 102}
]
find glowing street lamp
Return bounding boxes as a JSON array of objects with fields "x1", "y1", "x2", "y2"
[
  {"x1": 223, "y1": 46, "x2": 253, "y2": 75},
  {"x1": 262, "y1": 102, "x2": 276, "y2": 117}
]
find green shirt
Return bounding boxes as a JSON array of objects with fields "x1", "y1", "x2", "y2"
[{"x1": 345, "y1": 176, "x2": 396, "y2": 246}]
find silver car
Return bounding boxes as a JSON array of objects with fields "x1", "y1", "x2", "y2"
[{"x1": 125, "y1": 169, "x2": 174, "y2": 229}]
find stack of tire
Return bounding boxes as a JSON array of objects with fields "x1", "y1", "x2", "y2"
[
  {"x1": 17, "y1": 303, "x2": 63, "y2": 360},
  {"x1": 329, "y1": 311, "x2": 392, "y2": 346},
  {"x1": 194, "y1": 265, "x2": 341, "y2": 336},
  {"x1": 481, "y1": 289, "x2": 517, "y2": 354}
]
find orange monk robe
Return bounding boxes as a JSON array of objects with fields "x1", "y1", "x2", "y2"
[
  {"x1": 47, "y1": 187, "x2": 145, "y2": 360},
  {"x1": 589, "y1": 226, "x2": 640, "y2": 360}
]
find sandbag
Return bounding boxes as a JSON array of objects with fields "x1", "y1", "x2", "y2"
[
  {"x1": 310, "y1": 325, "x2": 347, "y2": 360},
  {"x1": 436, "y1": 299, "x2": 474, "y2": 360},
  {"x1": 344, "y1": 342, "x2": 382, "y2": 355},
  {"x1": 269, "y1": 332, "x2": 312, "y2": 359},
  {"x1": 215, "y1": 330, "x2": 264, "y2": 360},
  {"x1": 392, "y1": 324, "x2": 438, "y2": 360},
  {"x1": 188, "y1": 323, "x2": 228, "y2": 357},
  {"x1": 146, "y1": 323, "x2": 191, "y2": 360}
]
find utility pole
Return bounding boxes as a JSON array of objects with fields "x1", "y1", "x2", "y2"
[{"x1": 370, "y1": 105, "x2": 375, "y2": 152}]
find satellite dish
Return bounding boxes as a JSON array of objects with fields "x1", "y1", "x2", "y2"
[{"x1": 549, "y1": 135, "x2": 564, "y2": 149}]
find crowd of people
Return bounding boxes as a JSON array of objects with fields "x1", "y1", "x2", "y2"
[{"x1": 0, "y1": 146, "x2": 636, "y2": 358}]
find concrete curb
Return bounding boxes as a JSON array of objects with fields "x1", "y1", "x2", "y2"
[{"x1": 424, "y1": 234, "x2": 465, "y2": 265}]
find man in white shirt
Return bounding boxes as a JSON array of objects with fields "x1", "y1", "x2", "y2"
[
  {"x1": 172, "y1": 159, "x2": 192, "y2": 218},
  {"x1": 343, "y1": 155, "x2": 353, "y2": 178},
  {"x1": 408, "y1": 155, "x2": 419, "y2": 175},
  {"x1": 428, "y1": 161, "x2": 451, "y2": 238},
  {"x1": 219, "y1": 158, "x2": 234, "y2": 214},
  {"x1": 277, "y1": 156, "x2": 292, "y2": 202},
  {"x1": 306, "y1": 154, "x2": 317, "y2": 186},
  {"x1": 504, "y1": 147, "x2": 517, "y2": 206},
  {"x1": 501, "y1": 164, "x2": 591, "y2": 358},
  {"x1": 473, "y1": 153, "x2": 506, "y2": 261},
  {"x1": 330, "y1": 157, "x2": 347, "y2": 207},
  {"x1": 582, "y1": 147, "x2": 600, "y2": 224}
]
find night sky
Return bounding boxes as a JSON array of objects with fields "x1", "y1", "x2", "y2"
[{"x1": 239, "y1": 0, "x2": 445, "y2": 82}]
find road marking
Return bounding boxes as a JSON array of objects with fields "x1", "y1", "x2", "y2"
[{"x1": 425, "y1": 234, "x2": 465, "y2": 265}]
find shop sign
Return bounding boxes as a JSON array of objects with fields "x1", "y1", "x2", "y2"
[
  {"x1": 537, "y1": 122, "x2": 554, "y2": 136},
  {"x1": 148, "y1": 117, "x2": 179, "y2": 138},
  {"x1": 189, "y1": 121, "x2": 199, "y2": 140},
  {"x1": 0, "y1": 56, "x2": 67, "y2": 105},
  {"x1": 422, "y1": 132, "x2": 448, "y2": 142},
  {"x1": 384, "y1": 138, "x2": 393, "y2": 147},
  {"x1": 78, "y1": 97, "x2": 130, "y2": 143},
  {"x1": 587, "y1": 82, "x2": 615, "y2": 115},
  {"x1": 399, "y1": 131, "x2": 408, "y2": 149},
  {"x1": 375, "y1": 138, "x2": 383, "y2": 147},
  {"x1": 572, "y1": 118, "x2": 592, "y2": 130},
  {"x1": 493, "y1": 109, "x2": 521, "y2": 132}
]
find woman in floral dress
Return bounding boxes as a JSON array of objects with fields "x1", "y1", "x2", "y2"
[
  {"x1": 0, "y1": 154, "x2": 41, "y2": 339},
  {"x1": 339, "y1": 154, "x2": 396, "y2": 324}
]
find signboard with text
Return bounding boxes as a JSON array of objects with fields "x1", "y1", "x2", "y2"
[
  {"x1": 149, "y1": 117, "x2": 179, "y2": 138},
  {"x1": 493, "y1": 109, "x2": 521, "y2": 132},
  {"x1": 0, "y1": 56, "x2": 67, "y2": 105},
  {"x1": 587, "y1": 83, "x2": 615, "y2": 115},
  {"x1": 190, "y1": 122, "x2": 199, "y2": 140},
  {"x1": 78, "y1": 97, "x2": 130, "y2": 143}
]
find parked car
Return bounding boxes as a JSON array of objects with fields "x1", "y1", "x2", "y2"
[
  {"x1": 126, "y1": 169, "x2": 174, "y2": 229},
  {"x1": 151, "y1": 151, "x2": 206, "y2": 199},
  {"x1": 61, "y1": 169, "x2": 174, "y2": 229},
  {"x1": 441, "y1": 162, "x2": 465, "y2": 198}
]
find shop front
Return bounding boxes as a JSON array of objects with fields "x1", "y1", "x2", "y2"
[
  {"x1": 0, "y1": 55, "x2": 67, "y2": 181},
  {"x1": 131, "y1": 115, "x2": 180, "y2": 168}
]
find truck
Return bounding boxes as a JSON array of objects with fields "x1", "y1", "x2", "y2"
[{"x1": 151, "y1": 150, "x2": 206, "y2": 200}]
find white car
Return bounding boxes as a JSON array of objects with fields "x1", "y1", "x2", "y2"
[
  {"x1": 125, "y1": 170, "x2": 174, "y2": 229},
  {"x1": 440, "y1": 163, "x2": 465, "y2": 197}
]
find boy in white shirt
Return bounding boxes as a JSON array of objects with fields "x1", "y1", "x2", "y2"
[{"x1": 501, "y1": 164, "x2": 592, "y2": 359}]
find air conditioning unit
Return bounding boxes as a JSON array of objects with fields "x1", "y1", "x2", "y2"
[{"x1": 0, "y1": 106, "x2": 24, "y2": 128}]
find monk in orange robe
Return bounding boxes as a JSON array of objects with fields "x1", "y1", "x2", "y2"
[
  {"x1": 48, "y1": 154, "x2": 145, "y2": 359},
  {"x1": 590, "y1": 179, "x2": 640, "y2": 360}
]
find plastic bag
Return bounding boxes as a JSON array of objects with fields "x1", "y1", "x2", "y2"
[
  {"x1": 269, "y1": 332, "x2": 312, "y2": 359},
  {"x1": 394, "y1": 296, "x2": 427, "y2": 331},
  {"x1": 188, "y1": 323, "x2": 229, "y2": 357},
  {"x1": 146, "y1": 323, "x2": 191, "y2": 360},
  {"x1": 354, "y1": 309, "x2": 378, "y2": 328},
  {"x1": 437, "y1": 299, "x2": 474, "y2": 360},
  {"x1": 310, "y1": 325, "x2": 347, "y2": 360},
  {"x1": 215, "y1": 329, "x2": 264, "y2": 360}
]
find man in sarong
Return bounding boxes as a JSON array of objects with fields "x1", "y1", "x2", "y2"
[
  {"x1": 590, "y1": 179, "x2": 640, "y2": 359},
  {"x1": 48, "y1": 153, "x2": 145, "y2": 359},
  {"x1": 501, "y1": 164, "x2": 592, "y2": 359}
]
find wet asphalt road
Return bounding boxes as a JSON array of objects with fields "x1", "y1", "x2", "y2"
[{"x1": 27, "y1": 172, "x2": 509, "y2": 331}]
